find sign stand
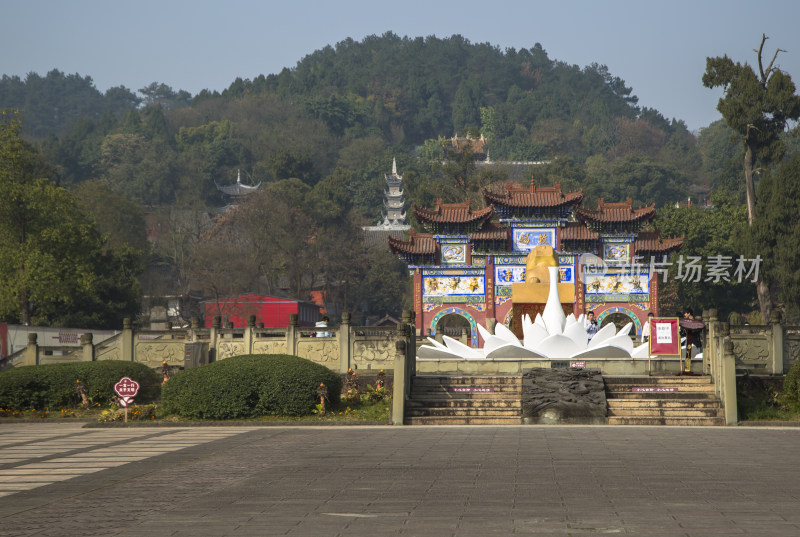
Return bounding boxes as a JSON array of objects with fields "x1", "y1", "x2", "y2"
[
  {"x1": 649, "y1": 318, "x2": 681, "y2": 374},
  {"x1": 114, "y1": 377, "x2": 140, "y2": 423}
]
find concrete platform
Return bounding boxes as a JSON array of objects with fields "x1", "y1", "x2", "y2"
[{"x1": 1, "y1": 423, "x2": 800, "y2": 536}]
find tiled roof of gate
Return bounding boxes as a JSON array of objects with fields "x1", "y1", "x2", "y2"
[
  {"x1": 388, "y1": 231, "x2": 437, "y2": 255},
  {"x1": 559, "y1": 222, "x2": 599, "y2": 241},
  {"x1": 413, "y1": 198, "x2": 494, "y2": 225},
  {"x1": 577, "y1": 198, "x2": 656, "y2": 224},
  {"x1": 482, "y1": 180, "x2": 583, "y2": 208},
  {"x1": 633, "y1": 231, "x2": 684, "y2": 253}
]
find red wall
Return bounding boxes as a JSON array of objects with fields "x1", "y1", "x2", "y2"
[{"x1": 203, "y1": 294, "x2": 318, "y2": 328}]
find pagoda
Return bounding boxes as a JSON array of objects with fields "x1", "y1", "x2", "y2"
[
  {"x1": 215, "y1": 169, "x2": 261, "y2": 207},
  {"x1": 363, "y1": 158, "x2": 411, "y2": 249},
  {"x1": 389, "y1": 180, "x2": 683, "y2": 345}
]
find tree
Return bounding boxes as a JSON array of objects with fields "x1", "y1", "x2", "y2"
[
  {"x1": 0, "y1": 111, "x2": 140, "y2": 326},
  {"x1": 703, "y1": 34, "x2": 800, "y2": 321}
]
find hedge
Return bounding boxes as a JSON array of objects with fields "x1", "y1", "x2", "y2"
[
  {"x1": 0, "y1": 361, "x2": 161, "y2": 410},
  {"x1": 160, "y1": 354, "x2": 341, "y2": 419}
]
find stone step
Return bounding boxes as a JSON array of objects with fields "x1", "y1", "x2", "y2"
[
  {"x1": 607, "y1": 407, "x2": 723, "y2": 418},
  {"x1": 606, "y1": 383, "x2": 716, "y2": 393},
  {"x1": 606, "y1": 391, "x2": 717, "y2": 400},
  {"x1": 406, "y1": 408, "x2": 522, "y2": 418},
  {"x1": 407, "y1": 399, "x2": 522, "y2": 409},
  {"x1": 407, "y1": 414, "x2": 522, "y2": 422},
  {"x1": 412, "y1": 376, "x2": 522, "y2": 386},
  {"x1": 607, "y1": 399, "x2": 721, "y2": 409},
  {"x1": 608, "y1": 416, "x2": 726, "y2": 426},
  {"x1": 604, "y1": 376, "x2": 713, "y2": 386},
  {"x1": 411, "y1": 389, "x2": 522, "y2": 399}
]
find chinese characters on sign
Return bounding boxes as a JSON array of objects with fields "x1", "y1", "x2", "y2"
[{"x1": 624, "y1": 255, "x2": 762, "y2": 283}]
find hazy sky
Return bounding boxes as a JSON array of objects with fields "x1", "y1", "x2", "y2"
[{"x1": 3, "y1": 0, "x2": 799, "y2": 132}]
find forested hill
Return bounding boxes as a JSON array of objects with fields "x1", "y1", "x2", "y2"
[{"x1": 2, "y1": 33, "x2": 719, "y2": 208}]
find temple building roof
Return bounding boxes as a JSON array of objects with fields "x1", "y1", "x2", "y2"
[
  {"x1": 577, "y1": 198, "x2": 656, "y2": 224},
  {"x1": 413, "y1": 199, "x2": 494, "y2": 226},
  {"x1": 559, "y1": 222, "x2": 600, "y2": 241},
  {"x1": 482, "y1": 180, "x2": 583, "y2": 209},
  {"x1": 469, "y1": 221, "x2": 508, "y2": 241},
  {"x1": 215, "y1": 170, "x2": 261, "y2": 197},
  {"x1": 633, "y1": 231, "x2": 684, "y2": 254},
  {"x1": 388, "y1": 231, "x2": 437, "y2": 255}
]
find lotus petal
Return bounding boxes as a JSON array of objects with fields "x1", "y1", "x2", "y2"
[
  {"x1": 565, "y1": 313, "x2": 577, "y2": 328},
  {"x1": 486, "y1": 344, "x2": 547, "y2": 359},
  {"x1": 616, "y1": 322, "x2": 633, "y2": 337},
  {"x1": 542, "y1": 267, "x2": 566, "y2": 335},
  {"x1": 570, "y1": 345, "x2": 633, "y2": 359},
  {"x1": 495, "y1": 323, "x2": 523, "y2": 346},
  {"x1": 563, "y1": 322, "x2": 589, "y2": 349},
  {"x1": 442, "y1": 335, "x2": 483, "y2": 359},
  {"x1": 524, "y1": 323, "x2": 549, "y2": 350},
  {"x1": 426, "y1": 337, "x2": 449, "y2": 350},
  {"x1": 538, "y1": 334, "x2": 581, "y2": 358},
  {"x1": 587, "y1": 323, "x2": 617, "y2": 348},
  {"x1": 416, "y1": 345, "x2": 463, "y2": 359},
  {"x1": 534, "y1": 313, "x2": 546, "y2": 330},
  {"x1": 631, "y1": 343, "x2": 651, "y2": 359},
  {"x1": 598, "y1": 334, "x2": 634, "y2": 354}
]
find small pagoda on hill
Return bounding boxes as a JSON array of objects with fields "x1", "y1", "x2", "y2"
[
  {"x1": 363, "y1": 158, "x2": 411, "y2": 249},
  {"x1": 389, "y1": 180, "x2": 683, "y2": 345}
]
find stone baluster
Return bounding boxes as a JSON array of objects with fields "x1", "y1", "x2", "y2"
[
  {"x1": 339, "y1": 312, "x2": 352, "y2": 373},
  {"x1": 771, "y1": 311, "x2": 784, "y2": 375},
  {"x1": 25, "y1": 333, "x2": 39, "y2": 366},
  {"x1": 81, "y1": 333, "x2": 94, "y2": 362}
]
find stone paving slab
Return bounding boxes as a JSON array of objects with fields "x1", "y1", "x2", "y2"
[{"x1": 0, "y1": 424, "x2": 799, "y2": 535}]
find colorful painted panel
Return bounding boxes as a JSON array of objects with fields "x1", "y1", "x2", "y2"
[
  {"x1": 603, "y1": 242, "x2": 630, "y2": 263},
  {"x1": 512, "y1": 228, "x2": 555, "y2": 252},
  {"x1": 441, "y1": 243, "x2": 467, "y2": 264},
  {"x1": 585, "y1": 272, "x2": 649, "y2": 296},
  {"x1": 495, "y1": 265, "x2": 526, "y2": 285},
  {"x1": 423, "y1": 275, "x2": 485, "y2": 297},
  {"x1": 559, "y1": 266, "x2": 574, "y2": 284}
]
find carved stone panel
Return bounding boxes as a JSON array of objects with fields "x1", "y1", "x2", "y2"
[
  {"x1": 217, "y1": 342, "x2": 246, "y2": 360},
  {"x1": 784, "y1": 336, "x2": 800, "y2": 373},
  {"x1": 135, "y1": 342, "x2": 184, "y2": 368},
  {"x1": 297, "y1": 340, "x2": 339, "y2": 364},
  {"x1": 253, "y1": 341, "x2": 288, "y2": 355},
  {"x1": 731, "y1": 336, "x2": 770, "y2": 367},
  {"x1": 353, "y1": 340, "x2": 394, "y2": 364}
]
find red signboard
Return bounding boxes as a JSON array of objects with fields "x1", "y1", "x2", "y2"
[
  {"x1": 114, "y1": 377, "x2": 140, "y2": 399},
  {"x1": 649, "y1": 318, "x2": 680, "y2": 356}
]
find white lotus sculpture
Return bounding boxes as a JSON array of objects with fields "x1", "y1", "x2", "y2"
[{"x1": 418, "y1": 266, "x2": 651, "y2": 360}]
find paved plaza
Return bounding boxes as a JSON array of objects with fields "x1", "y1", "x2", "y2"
[{"x1": 0, "y1": 424, "x2": 799, "y2": 536}]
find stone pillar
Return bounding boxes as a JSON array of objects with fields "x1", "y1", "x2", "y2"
[
  {"x1": 706, "y1": 309, "x2": 718, "y2": 376},
  {"x1": 122, "y1": 318, "x2": 134, "y2": 362},
  {"x1": 722, "y1": 339, "x2": 738, "y2": 425},
  {"x1": 189, "y1": 317, "x2": 200, "y2": 342},
  {"x1": 210, "y1": 316, "x2": 221, "y2": 363},
  {"x1": 287, "y1": 314, "x2": 298, "y2": 356},
  {"x1": 339, "y1": 312, "x2": 352, "y2": 373},
  {"x1": 460, "y1": 327, "x2": 467, "y2": 345},
  {"x1": 245, "y1": 315, "x2": 255, "y2": 355},
  {"x1": 392, "y1": 327, "x2": 408, "y2": 426},
  {"x1": 486, "y1": 317, "x2": 497, "y2": 335},
  {"x1": 24, "y1": 333, "x2": 39, "y2": 366},
  {"x1": 81, "y1": 333, "x2": 94, "y2": 362},
  {"x1": 771, "y1": 311, "x2": 784, "y2": 375}
]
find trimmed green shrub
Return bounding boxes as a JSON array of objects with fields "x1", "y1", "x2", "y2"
[
  {"x1": 0, "y1": 361, "x2": 160, "y2": 410},
  {"x1": 160, "y1": 354, "x2": 341, "y2": 419},
  {"x1": 779, "y1": 359, "x2": 800, "y2": 408}
]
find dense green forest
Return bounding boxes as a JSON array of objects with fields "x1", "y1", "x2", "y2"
[{"x1": 1, "y1": 33, "x2": 798, "y2": 326}]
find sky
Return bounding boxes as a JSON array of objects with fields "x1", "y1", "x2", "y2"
[{"x1": 3, "y1": 0, "x2": 800, "y2": 132}]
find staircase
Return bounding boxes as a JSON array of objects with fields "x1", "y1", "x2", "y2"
[
  {"x1": 405, "y1": 375, "x2": 523, "y2": 425},
  {"x1": 604, "y1": 375, "x2": 725, "y2": 426}
]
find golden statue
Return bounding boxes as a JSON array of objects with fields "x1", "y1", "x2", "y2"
[{"x1": 513, "y1": 245, "x2": 576, "y2": 304}]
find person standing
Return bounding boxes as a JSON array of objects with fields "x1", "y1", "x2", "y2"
[
  {"x1": 641, "y1": 312, "x2": 654, "y2": 343},
  {"x1": 584, "y1": 310, "x2": 599, "y2": 342},
  {"x1": 315, "y1": 316, "x2": 332, "y2": 337}
]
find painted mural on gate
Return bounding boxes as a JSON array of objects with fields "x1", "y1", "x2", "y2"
[
  {"x1": 584, "y1": 271, "x2": 649, "y2": 300},
  {"x1": 512, "y1": 228, "x2": 555, "y2": 252},
  {"x1": 423, "y1": 269, "x2": 486, "y2": 298},
  {"x1": 441, "y1": 244, "x2": 467, "y2": 264}
]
